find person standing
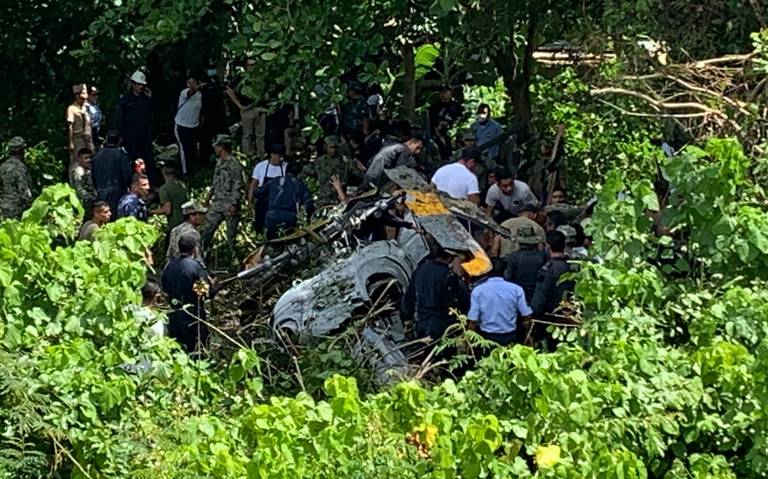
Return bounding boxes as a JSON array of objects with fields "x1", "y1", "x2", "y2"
[
  {"x1": 504, "y1": 224, "x2": 548, "y2": 302},
  {"x1": 201, "y1": 135, "x2": 244, "y2": 252},
  {"x1": 428, "y1": 86, "x2": 463, "y2": 129},
  {"x1": 78, "y1": 201, "x2": 112, "y2": 241},
  {"x1": 300, "y1": 136, "x2": 352, "y2": 206},
  {"x1": 531, "y1": 230, "x2": 576, "y2": 316},
  {"x1": 340, "y1": 82, "x2": 370, "y2": 150},
  {"x1": 68, "y1": 148, "x2": 96, "y2": 209},
  {"x1": 401, "y1": 247, "x2": 470, "y2": 340},
  {"x1": 430, "y1": 147, "x2": 482, "y2": 204},
  {"x1": 117, "y1": 174, "x2": 150, "y2": 221},
  {"x1": 468, "y1": 258, "x2": 533, "y2": 346},
  {"x1": 471, "y1": 104, "x2": 503, "y2": 160},
  {"x1": 67, "y1": 84, "x2": 94, "y2": 163},
  {"x1": 152, "y1": 161, "x2": 189, "y2": 230},
  {"x1": 167, "y1": 201, "x2": 207, "y2": 261},
  {"x1": 199, "y1": 65, "x2": 228, "y2": 165},
  {"x1": 116, "y1": 71, "x2": 157, "y2": 184},
  {"x1": 362, "y1": 133, "x2": 423, "y2": 188},
  {"x1": 248, "y1": 144, "x2": 288, "y2": 233},
  {"x1": 161, "y1": 233, "x2": 211, "y2": 354},
  {"x1": 255, "y1": 163, "x2": 315, "y2": 240},
  {"x1": 91, "y1": 130, "x2": 134, "y2": 216},
  {"x1": 85, "y1": 86, "x2": 104, "y2": 148},
  {"x1": 225, "y1": 59, "x2": 267, "y2": 158},
  {"x1": 174, "y1": 74, "x2": 204, "y2": 175},
  {"x1": 0, "y1": 137, "x2": 34, "y2": 219}
]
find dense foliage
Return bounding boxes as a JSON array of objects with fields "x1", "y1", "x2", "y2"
[{"x1": 1, "y1": 138, "x2": 766, "y2": 477}]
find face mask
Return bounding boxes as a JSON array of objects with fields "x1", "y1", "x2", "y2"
[{"x1": 477, "y1": 115, "x2": 489, "y2": 124}]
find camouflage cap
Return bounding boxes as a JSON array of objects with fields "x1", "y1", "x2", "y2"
[
  {"x1": 212, "y1": 134, "x2": 233, "y2": 147},
  {"x1": 557, "y1": 225, "x2": 577, "y2": 244},
  {"x1": 7, "y1": 136, "x2": 26, "y2": 150},
  {"x1": 181, "y1": 201, "x2": 207, "y2": 215},
  {"x1": 324, "y1": 135, "x2": 341, "y2": 146},
  {"x1": 517, "y1": 224, "x2": 543, "y2": 245}
]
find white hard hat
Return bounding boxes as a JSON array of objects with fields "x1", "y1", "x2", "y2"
[{"x1": 129, "y1": 70, "x2": 147, "y2": 85}]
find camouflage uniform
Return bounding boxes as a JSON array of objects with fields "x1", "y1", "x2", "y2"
[
  {"x1": 167, "y1": 221, "x2": 203, "y2": 260},
  {"x1": 201, "y1": 149, "x2": 244, "y2": 251},
  {"x1": 68, "y1": 162, "x2": 96, "y2": 207},
  {"x1": 303, "y1": 152, "x2": 351, "y2": 206},
  {"x1": 0, "y1": 138, "x2": 34, "y2": 219}
]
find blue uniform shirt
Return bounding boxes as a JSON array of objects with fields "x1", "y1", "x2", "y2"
[
  {"x1": 117, "y1": 192, "x2": 148, "y2": 221},
  {"x1": 472, "y1": 119, "x2": 503, "y2": 159},
  {"x1": 468, "y1": 277, "x2": 532, "y2": 334}
]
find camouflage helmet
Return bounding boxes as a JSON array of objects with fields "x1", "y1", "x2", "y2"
[
  {"x1": 7, "y1": 137, "x2": 26, "y2": 150},
  {"x1": 556, "y1": 225, "x2": 577, "y2": 245},
  {"x1": 459, "y1": 129, "x2": 476, "y2": 141},
  {"x1": 517, "y1": 224, "x2": 543, "y2": 245},
  {"x1": 181, "y1": 201, "x2": 208, "y2": 216},
  {"x1": 324, "y1": 135, "x2": 341, "y2": 146},
  {"x1": 212, "y1": 134, "x2": 233, "y2": 147}
]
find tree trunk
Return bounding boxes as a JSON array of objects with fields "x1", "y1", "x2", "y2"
[{"x1": 402, "y1": 42, "x2": 416, "y2": 123}]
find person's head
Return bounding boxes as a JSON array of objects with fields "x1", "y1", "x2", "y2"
[
  {"x1": 476, "y1": 103, "x2": 491, "y2": 123},
  {"x1": 346, "y1": 82, "x2": 364, "y2": 99},
  {"x1": 105, "y1": 130, "x2": 121, "y2": 147},
  {"x1": 551, "y1": 188, "x2": 567, "y2": 205},
  {"x1": 77, "y1": 148, "x2": 93, "y2": 168},
  {"x1": 212, "y1": 134, "x2": 233, "y2": 157},
  {"x1": 245, "y1": 58, "x2": 257, "y2": 70},
  {"x1": 546, "y1": 230, "x2": 567, "y2": 255},
  {"x1": 141, "y1": 280, "x2": 161, "y2": 307},
  {"x1": 546, "y1": 210, "x2": 566, "y2": 232},
  {"x1": 88, "y1": 85, "x2": 99, "y2": 104},
  {"x1": 268, "y1": 144, "x2": 286, "y2": 164},
  {"x1": 404, "y1": 131, "x2": 424, "y2": 156},
  {"x1": 129, "y1": 70, "x2": 147, "y2": 95},
  {"x1": 459, "y1": 129, "x2": 476, "y2": 148},
  {"x1": 458, "y1": 146, "x2": 482, "y2": 172},
  {"x1": 572, "y1": 223, "x2": 586, "y2": 248},
  {"x1": 496, "y1": 169, "x2": 516, "y2": 196},
  {"x1": 7, "y1": 137, "x2": 26, "y2": 158},
  {"x1": 130, "y1": 174, "x2": 150, "y2": 197},
  {"x1": 178, "y1": 233, "x2": 198, "y2": 257},
  {"x1": 517, "y1": 224, "x2": 542, "y2": 250},
  {"x1": 72, "y1": 84, "x2": 88, "y2": 105},
  {"x1": 186, "y1": 73, "x2": 200, "y2": 91},
  {"x1": 181, "y1": 201, "x2": 207, "y2": 226},
  {"x1": 519, "y1": 203, "x2": 538, "y2": 220},
  {"x1": 324, "y1": 136, "x2": 341, "y2": 156},
  {"x1": 439, "y1": 86, "x2": 453, "y2": 103},
  {"x1": 486, "y1": 170, "x2": 497, "y2": 187},
  {"x1": 489, "y1": 257, "x2": 506, "y2": 278},
  {"x1": 556, "y1": 225, "x2": 577, "y2": 247},
  {"x1": 160, "y1": 161, "x2": 179, "y2": 179},
  {"x1": 91, "y1": 200, "x2": 112, "y2": 224}
]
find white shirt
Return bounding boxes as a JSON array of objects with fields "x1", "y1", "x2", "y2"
[
  {"x1": 430, "y1": 162, "x2": 479, "y2": 200},
  {"x1": 485, "y1": 181, "x2": 538, "y2": 215},
  {"x1": 251, "y1": 160, "x2": 288, "y2": 185},
  {"x1": 174, "y1": 88, "x2": 202, "y2": 128}
]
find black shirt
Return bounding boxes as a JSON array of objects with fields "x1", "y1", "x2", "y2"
[
  {"x1": 401, "y1": 259, "x2": 470, "y2": 338},
  {"x1": 530, "y1": 256, "x2": 575, "y2": 315},
  {"x1": 91, "y1": 146, "x2": 133, "y2": 210},
  {"x1": 505, "y1": 248, "x2": 548, "y2": 302},
  {"x1": 162, "y1": 255, "x2": 210, "y2": 318}
]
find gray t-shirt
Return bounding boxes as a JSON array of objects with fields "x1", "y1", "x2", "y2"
[{"x1": 485, "y1": 181, "x2": 538, "y2": 216}]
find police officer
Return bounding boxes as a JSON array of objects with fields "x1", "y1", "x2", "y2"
[
  {"x1": 167, "y1": 201, "x2": 207, "y2": 261},
  {"x1": 530, "y1": 230, "x2": 575, "y2": 316},
  {"x1": 161, "y1": 233, "x2": 211, "y2": 354},
  {"x1": 255, "y1": 162, "x2": 315, "y2": 240},
  {"x1": 504, "y1": 224, "x2": 547, "y2": 303},
  {"x1": 401, "y1": 246, "x2": 470, "y2": 340},
  {"x1": 0, "y1": 137, "x2": 34, "y2": 219},
  {"x1": 202, "y1": 134, "x2": 244, "y2": 253}
]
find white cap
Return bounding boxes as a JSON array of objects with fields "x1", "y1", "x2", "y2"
[{"x1": 129, "y1": 70, "x2": 147, "y2": 85}]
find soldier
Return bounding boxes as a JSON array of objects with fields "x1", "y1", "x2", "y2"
[
  {"x1": 0, "y1": 137, "x2": 34, "y2": 219},
  {"x1": 69, "y1": 147, "x2": 96, "y2": 209},
  {"x1": 201, "y1": 135, "x2": 244, "y2": 253},
  {"x1": 152, "y1": 159, "x2": 189, "y2": 230},
  {"x1": 301, "y1": 135, "x2": 351, "y2": 207},
  {"x1": 167, "y1": 201, "x2": 207, "y2": 261},
  {"x1": 67, "y1": 84, "x2": 94, "y2": 162},
  {"x1": 504, "y1": 224, "x2": 548, "y2": 302}
]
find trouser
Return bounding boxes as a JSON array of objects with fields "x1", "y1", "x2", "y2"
[
  {"x1": 201, "y1": 209, "x2": 240, "y2": 253},
  {"x1": 415, "y1": 316, "x2": 456, "y2": 340},
  {"x1": 168, "y1": 310, "x2": 209, "y2": 354},
  {"x1": 240, "y1": 106, "x2": 266, "y2": 158},
  {"x1": 264, "y1": 209, "x2": 298, "y2": 240},
  {"x1": 479, "y1": 329, "x2": 521, "y2": 347},
  {"x1": 174, "y1": 124, "x2": 198, "y2": 175}
]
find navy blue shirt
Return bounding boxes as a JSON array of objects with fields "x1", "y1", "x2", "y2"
[
  {"x1": 162, "y1": 255, "x2": 210, "y2": 318},
  {"x1": 92, "y1": 146, "x2": 133, "y2": 211},
  {"x1": 117, "y1": 93, "x2": 153, "y2": 151},
  {"x1": 116, "y1": 192, "x2": 148, "y2": 221},
  {"x1": 256, "y1": 176, "x2": 315, "y2": 217}
]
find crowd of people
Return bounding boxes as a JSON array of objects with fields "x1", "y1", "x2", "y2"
[{"x1": 0, "y1": 64, "x2": 597, "y2": 356}]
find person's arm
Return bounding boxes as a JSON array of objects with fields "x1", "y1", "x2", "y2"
[
  {"x1": 467, "y1": 289, "x2": 481, "y2": 325},
  {"x1": 247, "y1": 177, "x2": 259, "y2": 206},
  {"x1": 224, "y1": 85, "x2": 246, "y2": 111},
  {"x1": 301, "y1": 182, "x2": 315, "y2": 217},
  {"x1": 491, "y1": 234, "x2": 502, "y2": 258},
  {"x1": 468, "y1": 193, "x2": 480, "y2": 205},
  {"x1": 66, "y1": 107, "x2": 76, "y2": 153},
  {"x1": 468, "y1": 176, "x2": 480, "y2": 205},
  {"x1": 504, "y1": 256, "x2": 517, "y2": 282},
  {"x1": 329, "y1": 174, "x2": 348, "y2": 203}
]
